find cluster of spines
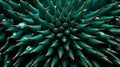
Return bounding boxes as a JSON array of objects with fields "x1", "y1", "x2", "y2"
[{"x1": 0, "y1": 0, "x2": 120, "y2": 67}]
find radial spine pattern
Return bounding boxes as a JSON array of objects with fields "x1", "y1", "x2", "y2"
[{"x1": 0, "y1": 0, "x2": 120, "y2": 67}]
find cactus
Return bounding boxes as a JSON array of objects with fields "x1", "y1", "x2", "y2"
[{"x1": 0, "y1": 0, "x2": 120, "y2": 67}]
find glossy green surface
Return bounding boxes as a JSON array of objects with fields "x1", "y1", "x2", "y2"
[{"x1": 0, "y1": 0, "x2": 120, "y2": 67}]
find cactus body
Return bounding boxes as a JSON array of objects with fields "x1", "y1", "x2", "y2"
[{"x1": 0, "y1": 0, "x2": 120, "y2": 67}]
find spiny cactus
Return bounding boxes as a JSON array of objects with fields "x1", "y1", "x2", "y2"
[{"x1": 0, "y1": 0, "x2": 120, "y2": 67}]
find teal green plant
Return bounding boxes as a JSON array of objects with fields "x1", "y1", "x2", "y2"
[{"x1": 0, "y1": 0, "x2": 120, "y2": 67}]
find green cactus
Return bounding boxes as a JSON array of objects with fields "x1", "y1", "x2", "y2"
[{"x1": 0, "y1": 0, "x2": 120, "y2": 67}]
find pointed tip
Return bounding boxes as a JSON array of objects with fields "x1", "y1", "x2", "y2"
[
  {"x1": 5, "y1": 29, "x2": 9, "y2": 31},
  {"x1": 109, "y1": 36, "x2": 115, "y2": 39},
  {"x1": 100, "y1": 42, "x2": 105, "y2": 44},
  {"x1": 31, "y1": 62, "x2": 36, "y2": 67},
  {"x1": 78, "y1": 47, "x2": 83, "y2": 50},
  {"x1": 59, "y1": 56, "x2": 62, "y2": 59},
  {"x1": 13, "y1": 45, "x2": 17, "y2": 48},
  {"x1": 84, "y1": 23, "x2": 90, "y2": 26},
  {"x1": 51, "y1": 64, "x2": 54, "y2": 67},
  {"x1": 85, "y1": 65, "x2": 88, "y2": 67},
  {"x1": 0, "y1": 23, "x2": 3, "y2": 25},
  {"x1": 12, "y1": 55, "x2": 17, "y2": 60},
  {"x1": 20, "y1": 53, "x2": 24, "y2": 56},
  {"x1": 114, "y1": 51, "x2": 119, "y2": 54},
  {"x1": 66, "y1": 48, "x2": 69, "y2": 51},
  {"x1": 37, "y1": 31, "x2": 42, "y2": 33},
  {"x1": 0, "y1": 48, "x2": 3, "y2": 51},
  {"x1": 30, "y1": 50, "x2": 35, "y2": 53},
  {"x1": 28, "y1": 38, "x2": 33, "y2": 40},
  {"x1": 7, "y1": 37, "x2": 11, "y2": 40},
  {"x1": 12, "y1": 62, "x2": 17, "y2": 67},
  {"x1": 3, "y1": 51, "x2": 7, "y2": 54},
  {"x1": 87, "y1": 46, "x2": 93, "y2": 48},
  {"x1": 98, "y1": 28, "x2": 105, "y2": 31},
  {"x1": 63, "y1": 40, "x2": 67, "y2": 43},
  {"x1": 114, "y1": 25, "x2": 120, "y2": 27},
  {"x1": 59, "y1": 55, "x2": 62, "y2": 59},
  {"x1": 117, "y1": 44, "x2": 120, "y2": 46},
  {"x1": 11, "y1": 25, "x2": 18, "y2": 28},
  {"x1": 50, "y1": 45, "x2": 54, "y2": 47},
  {"x1": 45, "y1": 36, "x2": 50, "y2": 38},
  {"x1": 16, "y1": 40, "x2": 21, "y2": 42},
  {"x1": 72, "y1": 57, "x2": 75, "y2": 60},
  {"x1": 45, "y1": 53, "x2": 49, "y2": 57},
  {"x1": 107, "y1": 60, "x2": 113, "y2": 64},
  {"x1": 91, "y1": 36, "x2": 97, "y2": 38},
  {"x1": 75, "y1": 37, "x2": 80, "y2": 40}
]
